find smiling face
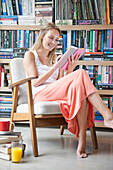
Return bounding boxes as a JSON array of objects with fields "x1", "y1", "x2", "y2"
[{"x1": 42, "y1": 29, "x2": 60, "y2": 52}]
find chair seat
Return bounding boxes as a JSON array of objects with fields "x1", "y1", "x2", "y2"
[{"x1": 17, "y1": 101, "x2": 61, "y2": 115}]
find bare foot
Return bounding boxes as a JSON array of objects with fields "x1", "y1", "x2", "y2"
[
  {"x1": 77, "y1": 149, "x2": 88, "y2": 158},
  {"x1": 76, "y1": 134, "x2": 88, "y2": 158}
]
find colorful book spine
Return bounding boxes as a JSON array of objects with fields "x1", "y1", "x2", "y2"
[{"x1": 109, "y1": 66, "x2": 112, "y2": 83}]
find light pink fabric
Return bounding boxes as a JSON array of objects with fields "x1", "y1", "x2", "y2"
[{"x1": 34, "y1": 69, "x2": 97, "y2": 137}]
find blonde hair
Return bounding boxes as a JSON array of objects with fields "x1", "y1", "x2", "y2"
[{"x1": 31, "y1": 23, "x2": 61, "y2": 66}]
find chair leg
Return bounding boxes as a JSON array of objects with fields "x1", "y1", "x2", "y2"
[
  {"x1": 27, "y1": 81, "x2": 38, "y2": 157},
  {"x1": 90, "y1": 124, "x2": 98, "y2": 149},
  {"x1": 10, "y1": 86, "x2": 19, "y2": 130},
  {"x1": 60, "y1": 125, "x2": 65, "y2": 135}
]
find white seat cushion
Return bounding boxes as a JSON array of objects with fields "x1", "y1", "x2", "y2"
[{"x1": 17, "y1": 101, "x2": 61, "y2": 115}]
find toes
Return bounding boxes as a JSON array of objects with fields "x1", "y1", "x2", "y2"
[{"x1": 77, "y1": 151, "x2": 88, "y2": 158}]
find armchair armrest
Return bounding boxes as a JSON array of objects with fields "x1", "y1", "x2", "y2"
[{"x1": 8, "y1": 76, "x2": 38, "y2": 89}]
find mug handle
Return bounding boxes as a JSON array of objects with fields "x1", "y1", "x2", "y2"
[{"x1": 10, "y1": 122, "x2": 15, "y2": 131}]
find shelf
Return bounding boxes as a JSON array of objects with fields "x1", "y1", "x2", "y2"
[
  {"x1": 1, "y1": 59, "x2": 113, "y2": 66},
  {"x1": 0, "y1": 87, "x2": 11, "y2": 92},
  {"x1": 0, "y1": 24, "x2": 113, "y2": 31},
  {"x1": 98, "y1": 90, "x2": 113, "y2": 96},
  {"x1": 78, "y1": 60, "x2": 113, "y2": 66},
  {"x1": 0, "y1": 59, "x2": 12, "y2": 64}
]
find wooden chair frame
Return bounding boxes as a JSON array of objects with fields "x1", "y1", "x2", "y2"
[{"x1": 9, "y1": 71, "x2": 98, "y2": 157}]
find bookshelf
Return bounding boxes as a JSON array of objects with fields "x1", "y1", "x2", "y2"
[
  {"x1": 0, "y1": 24, "x2": 113, "y2": 31},
  {"x1": 0, "y1": 0, "x2": 113, "y2": 126}
]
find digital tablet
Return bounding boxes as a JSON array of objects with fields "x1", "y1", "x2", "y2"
[{"x1": 54, "y1": 46, "x2": 85, "y2": 70}]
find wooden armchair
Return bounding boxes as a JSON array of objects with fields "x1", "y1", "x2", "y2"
[{"x1": 9, "y1": 58, "x2": 98, "y2": 157}]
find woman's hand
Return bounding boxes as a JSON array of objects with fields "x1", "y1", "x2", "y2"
[{"x1": 66, "y1": 52, "x2": 81, "y2": 74}]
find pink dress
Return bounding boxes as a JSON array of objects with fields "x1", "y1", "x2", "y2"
[{"x1": 34, "y1": 69, "x2": 97, "y2": 137}]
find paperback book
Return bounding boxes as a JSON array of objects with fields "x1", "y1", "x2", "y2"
[
  {"x1": 54, "y1": 46, "x2": 85, "y2": 70},
  {"x1": 0, "y1": 143, "x2": 26, "y2": 161}
]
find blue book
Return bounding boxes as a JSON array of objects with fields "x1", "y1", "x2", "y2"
[
  {"x1": 104, "y1": 52, "x2": 113, "y2": 54},
  {"x1": 18, "y1": 0, "x2": 23, "y2": 15},
  {"x1": 0, "y1": 101, "x2": 12, "y2": 104},
  {"x1": 104, "y1": 48, "x2": 113, "y2": 52},
  {"x1": 2, "y1": 0, "x2": 7, "y2": 15},
  {"x1": 106, "y1": 30, "x2": 111, "y2": 48},
  {"x1": 63, "y1": 34, "x2": 67, "y2": 54},
  {"x1": 0, "y1": 15, "x2": 18, "y2": 19},
  {"x1": 95, "y1": 115, "x2": 104, "y2": 121},
  {"x1": 19, "y1": 30, "x2": 21, "y2": 48},
  {"x1": 0, "y1": 109, "x2": 11, "y2": 113},
  {"x1": 72, "y1": 31, "x2": 76, "y2": 46},
  {"x1": 0, "y1": 56, "x2": 13, "y2": 59},
  {"x1": 26, "y1": 30, "x2": 29, "y2": 48},
  {"x1": 24, "y1": 30, "x2": 26, "y2": 48},
  {"x1": 101, "y1": 30, "x2": 104, "y2": 52}
]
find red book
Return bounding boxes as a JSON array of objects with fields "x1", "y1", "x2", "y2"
[
  {"x1": 109, "y1": 66, "x2": 112, "y2": 84},
  {"x1": 95, "y1": 30, "x2": 98, "y2": 52}
]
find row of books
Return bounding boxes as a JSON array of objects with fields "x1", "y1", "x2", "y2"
[
  {"x1": 0, "y1": 92, "x2": 12, "y2": 118},
  {"x1": 0, "y1": 30, "x2": 39, "y2": 49},
  {"x1": 0, "y1": 47, "x2": 28, "y2": 59},
  {"x1": 63, "y1": 29, "x2": 113, "y2": 53},
  {"x1": 0, "y1": 0, "x2": 35, "y2": 16},
  {"x1": 0, "y1": 64, "x2": 10, "y2": 88},
  {"x1": 0, "y1": 131, "x2": 26, "y2": 161},
  {"x1": 0, "y1": 0, "x2": 52, "y2": 25},
  {"x1": 35, "y1": 0, "x2": 53, "y2": 25},
  {"x1": 0, "y1": 0, "x2": 113, "y2": 26},
  {"x1": 55, "y1": 0, "x2": 113, "y2": 25},
  {"x1": 0, "y1": 29, "x2": 113, "y2": 52}
]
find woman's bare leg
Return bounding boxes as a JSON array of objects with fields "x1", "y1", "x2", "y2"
[
  {"x1": 76, "y1": 98, "x2": 88, "y2": 158},
  {"x1": 88, "y1": 92, "x2": 113, "y2": 128}
]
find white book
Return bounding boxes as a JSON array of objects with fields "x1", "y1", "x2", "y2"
[
  {"x1": 102, "y1": 66, "x2": 106, "y2": 83},
  {"x1": 0, "y1": 151, "x2": 11, "y2": 160},
  {"x1": 15, "y1": 0, "x2": 19, "y2": 15},
  {"x1": 0, "y1": 143, "x2": 26, "y2": 155},
  {"x1": 1, "y1": 68, "x2": 4, "y2": 87},
  {"x1": 67, "y1": 31, "x2": 71, "y2": 49},
  {"x1": 6, "y1": 0, "x2": 13, "y2": 15},
  {"x1": 98, "y1": 65, "x2": 102, "y2": 84}
]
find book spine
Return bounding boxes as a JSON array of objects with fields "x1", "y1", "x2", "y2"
[
  {"x1": 94, "y1": 30, "x2": 98, "y2": 52},
  {"x1": 2, "y1": 0, "x2": 7, "y2": 15},
  {"x1": 63, "y1": 34, "x2": 67, "y2": 54},
  {"x1": 89, "y1": 30, "x2": 93, "y2": 52},
  {"x1": 109, "y1": 66, "x2": 112, "y2": 83}
]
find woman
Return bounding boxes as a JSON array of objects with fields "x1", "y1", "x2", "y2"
[{"x1": 24, "y1": 23, "x2": 113, "y2": 158}]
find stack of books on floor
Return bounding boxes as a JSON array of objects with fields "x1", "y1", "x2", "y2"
[{"x1": 0, "y1": 132, "x2": 26, "y2": 161}]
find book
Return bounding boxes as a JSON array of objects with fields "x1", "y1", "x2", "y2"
[
  {"x1": 0, "y1": 143, "x2": 26, "y2": 155},
  {"x1": 0, "y1": 132, "x2": 21, "y2": 138},
  {"x1": 0, "y1": 151, "x2": 11, "y2": 160},
  {"x1": 54, "y1": 46, "x2": 85, "y2": 70},
  {"x1": 0, "y1": 143, "x2": 26, "y2": 160},
  {"x1": 98, "y1": 83, "x2": 113, "y2": 90},
  {"x1": 0, "y1": 134, "x2": 22, "y2": 144}
]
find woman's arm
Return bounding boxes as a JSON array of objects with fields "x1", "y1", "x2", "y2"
[{"x1": 23, "y1": 51, "x2": 57, "y2": 87}]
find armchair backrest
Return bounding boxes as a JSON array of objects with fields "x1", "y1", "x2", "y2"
[{"x1": 10, "y1": 58, "x2": 28, "y2": 105}]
